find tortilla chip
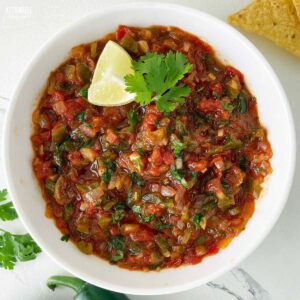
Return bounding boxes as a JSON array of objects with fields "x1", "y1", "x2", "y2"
[
  {"x1": 228, "y1": 0, "x2": 300, "y2": 57},
  {"x1": 292, "y1": 0, "x2": 300, "y2": 18}
]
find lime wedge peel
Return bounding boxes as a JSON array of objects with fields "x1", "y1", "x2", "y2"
[{"x1": 87, "y1": 40, "x2": 135, "y2": 106}]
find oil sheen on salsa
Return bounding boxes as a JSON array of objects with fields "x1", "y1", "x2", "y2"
[{"x1": 31, "y1": 25, "x2": 272, "y2": 270}]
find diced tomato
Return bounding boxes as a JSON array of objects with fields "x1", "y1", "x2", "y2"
[
  {"x1": 67, "y1": 151, "x2": 86, "y2": 167},
  {"x1": 146, "y1": 164, "x2": 169, "y2": 177},
  {"x1": 129, "y1": 229, "x2": 154, "y2": 242},
  {"x1": 188, "y1": 35, "x2": 212, "y2": 53},
  {"x1": 165, "y1": 256, "x2": 183, "y2": 268},
  {"x1": 116, "y1": 25, "x2": 131, "y2": 42},
  {"x1": 150, "y1": 147, "x2": 164, "y2": 166},
  {"x1": 198, "y1": 98, "x2": 229, "y2": 120},
  {"x1": 184, "y1": 252, "x2": 203, "y2": 265},
  {"x1": 198, "y1": 98, "x2": 221, "y2": 113},
  {"x1": 64, "y1": 98, "x2": 86, "y2": 121},
  {"x1": 33, "y1": 159, "x2": 53, "y2": 180},
  {"x1": 85, "y1": 203, "x2": 97, "y2": 217},
  {"x1": 141, "y1": 113, "x2": 160, "y2": 131},
  {"x1": 90, "y1": 116, "x2": 104, "y2": 130},
  {"x1": 162, "y1": 151, "x2": 174, "y2": 165},
  {"x1": 31, "y1": 131, "x2": 51, "y2": 146},
  {"x1": 207, "y1": 244, "x2": 219, "y2": 256},
  {"x1": 55, "y1": 72, "x2": 65, "y2": 84},
  {"x1": 147, "y1": 166, "x2": 161, "y2": 177},
  {"x1": 43, "y1": 90, "x2": 64, "y2": 110},
  {"x1": 210, "y1": 82, "x2": 223, "y2": 97},
  {"x1": 225, "y1": 66, "x2": 244, "y2": 83},
  {"x1": 78, "y1": 124, "x2": 97, "y2": 138},
  {"x1": 106, "y1": 129, "x2": 119, "y2": 145},
  {"x1": 52, "y1": 91, "x2": 65, "y2": 102},
  {"x1": 126, "y1": 252, "x2": 150, "y2": 267},
  {"x1": 145, "y1": 104, "x2": 162, "y2": 116},
  {"x1": 205, "y1": 177, "x2": 223, "y2": 194},
  {"x1": 140, "y1": 157, "x2": 148, "y2": 170},
  {"x1": 145, "y1": 203, "x2": 164, "y2": 217},
  {"x1": 53, "y1": 101, "x2": 67, "y2": 116},
  {"x1": 109, "y1": 224, "x2": 120, "y2": 236},
  {"x1": 210, "y1": 156, "x2": 225, "y2": 171},
  {"x1": 102, "y1": 107, "x2": 124, "y2": 124},
  {"x1": 188, "y1": 160, "x2": 208, "y2": 172},
  {"x1": 128, "y1": 132, "x2": 136, "y2": 145}
]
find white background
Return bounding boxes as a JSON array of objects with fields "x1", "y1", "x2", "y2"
[{"x1": 0, "y1": 1, "x2": 299, "y2": 299}]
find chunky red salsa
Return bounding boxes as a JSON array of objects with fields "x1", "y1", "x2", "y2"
[{"x1": 31, "y1": 25, "x2": 272, "y2": 270}]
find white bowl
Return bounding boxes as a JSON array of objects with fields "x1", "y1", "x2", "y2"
[{"x1": 3, "y1": 2, "x2": 296, "y2": 295}]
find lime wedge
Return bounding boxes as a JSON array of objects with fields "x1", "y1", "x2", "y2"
[{"x1": 87, "y1": 40, "x2": 135, "y2": 106}]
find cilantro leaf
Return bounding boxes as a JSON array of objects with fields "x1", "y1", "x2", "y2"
[
  {"x1": 136, "y1": 147, "x2": 144, "y2": 157},
  {"x1": 125, "y1": 51, "x2": 192, "y2": 113},
  {"x1": 125, "y1": 72, "x2": 152, "y2": 106},
  {"x1": 193, "y1": 213, "x2": 203, "y2": 229},
  {"x1": 108, "y1": 236, "x2": 125, "y2": 251},
  {"x1": 221, "y1": 100, "x2": 235, "y2": 113},
  {"x1": 156, "y1": 83, "x2": 189, "y2": 113},
  {"x1": 128, "y1": 108, "x2": 138, "y2": 131},
  {"x1": 111, "y1": 249, "x2": 124, "y2": 262},
  {"x1": 76, "y1": 112, "x2": 85, "y2": 122},
  {"x1": 170, "y1": 166, "x2": 189, "y2": 188},
  {"x1": 129, "y1": 172, "x2": 145, "y2": 186},
  {"x1": 101, "y1": 160, "x2": 116, "y2": 184},
  {"x1": 0, "y1": 189, "x2": 18, "y2": 221},
  {"x1": 236, "y1": 92, "x2": 248, "y2": 114},
  {"x1": 0, "y1": 230, "x2": 41, "y2": 269},
  {"x1": 60, "y1": 234, "x2": 70, "y2": 242},
  {"x1": 170, "y1": 134, "x2": 186, "y2": 158}
]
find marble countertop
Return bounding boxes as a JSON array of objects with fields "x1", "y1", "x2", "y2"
[{"x1": 0, "y1": 1, "x2": 299, "y2": 299}]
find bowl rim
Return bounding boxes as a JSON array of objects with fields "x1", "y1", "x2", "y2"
[{"x1": 2, "y1": 1, "x2": 296, "y2": 295}]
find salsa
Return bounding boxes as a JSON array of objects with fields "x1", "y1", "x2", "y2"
[{"x1": 31, "y1": 25, "x2": 272, "y2": 270}]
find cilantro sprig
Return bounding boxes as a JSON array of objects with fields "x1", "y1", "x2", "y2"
[
  {"x1": 125, "y1": 51, "x2": 192, "y2": 113},
  {"x1": 0, "y1": 229, "x2": 41, "y2": 269},
  {"x1": 0, "y1": 189, "x2": 17, "y2": 221},
  {"x1": 0, "y1": 189, "x2": 42, "y2": 269}
]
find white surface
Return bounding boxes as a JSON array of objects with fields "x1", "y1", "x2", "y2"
[{"x1": 0, "y1": 0, "x2": 299, "y2": 299}]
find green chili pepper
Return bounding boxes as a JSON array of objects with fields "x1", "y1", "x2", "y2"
[
  {"x1": 120, "y1": 34, "x2": 138, "y2": 54},
  {"x1": 47, "y1": 275, "x2": 129, "y2": 300}
]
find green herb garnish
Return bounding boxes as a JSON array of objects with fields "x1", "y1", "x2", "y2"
[
  {"x1": 60, "y1": 234, "x2": 70, "y2": 242},
  {"x1": 236, "y1": 92, "x2": 248, "y2": 114},
  {"x1": 101, "y1": 160, "x2": 116, "y2": 184},
  {"x1": 193, "y1": 213, "x2": 203, "y2": 229},
  {"x1": 125, "y1": 51, "x2": 192, "y2": 113},
  {"x1": 171, "y1": 137, "x2": 186, "y2": 158},
  {"x1": 239, "y1": 156, "x2": 248, "y2": 171},
  {"x1": 128, "y1": 108, "x2": 138, "y2": 131},
  {"x1": 170, "y1": 166, "x2": 189, "y2": 188},
  {"x1": 84, "y1": 122, "x2": 92, "y2": 128},
  {"x1": 132, "y1": 205, "x2": 141, "y2": 214},
  {"x1": 0, "y1": 189, "x2": 17, "y2": 221},
  {"x1": 129, "y1": 172, "x2": 145, "y2": 186},
  {"x1": 76, "y1": 112, "x2": 85, "y2": 122},
  {"x1": 136, "y1": 147, "x2": 144, "y2": 157},
  {"x1": 111, "y1": 210, "x2": 125, "y2": 225},
  {"x1": 78, "y1": 85, "x2": 89, "y2": 98},
  {"x1": 155, "y1": 220, "x2": 172, "y2": 230},
  {"x1": 108, "y1": 236, "x2": 125, "y2": 261},
  {"x1": 222, "y1": 100, "x2": 235, "y2": 113},
  {"x1": 111, "y1": 250, "x2": 124, "y2": 262},
  {"x1": 0, "y1": 230, "x2": 41, "y2": 269},
  {"x1": 208, "y1": 137, "x2": 242, "y2": 155}
]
